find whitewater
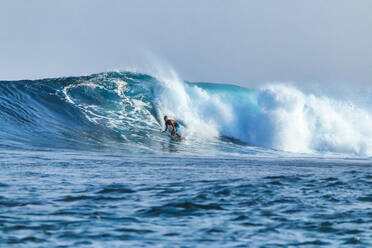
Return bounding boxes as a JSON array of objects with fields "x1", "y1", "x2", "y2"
[{"x1": 0, "y1": 70, "x2": 371, "y2": 247}]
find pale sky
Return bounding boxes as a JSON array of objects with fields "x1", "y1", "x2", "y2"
[{"x1": 1, "y1": 0, "x2": 371, "y2": 88}]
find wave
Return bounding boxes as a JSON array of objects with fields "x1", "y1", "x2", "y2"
[{"x1": 0, "y1": 70, "x2": 372, "y2": 156}]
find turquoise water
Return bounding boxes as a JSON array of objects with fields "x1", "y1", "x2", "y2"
[{"x1": 0, "y1": 72, "x2": 371, "y2": 247}]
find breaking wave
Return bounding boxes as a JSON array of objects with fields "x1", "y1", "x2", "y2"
[{"x1": 1, "y1": 70, "x2": 372, "y2": 157}]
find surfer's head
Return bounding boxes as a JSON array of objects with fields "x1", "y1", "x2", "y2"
[{"x1": 164, "y1": 116, "x2": 168, "y2": 121}]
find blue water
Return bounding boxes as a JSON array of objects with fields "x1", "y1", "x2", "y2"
[{"x1": 0, "y1": 71, "x2": 371, "y2": 247}]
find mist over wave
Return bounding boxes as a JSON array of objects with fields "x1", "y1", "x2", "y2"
[{"x1": 0, "y1": 70, "x2": 371, "y2": 157}]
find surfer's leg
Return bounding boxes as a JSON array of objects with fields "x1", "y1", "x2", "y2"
[
  {"x1": 175, "y1": 124, "x2": 181, "y2": 138},
  {"x1": 171, "y1": 130, "x2": 181, "y2": 138}
]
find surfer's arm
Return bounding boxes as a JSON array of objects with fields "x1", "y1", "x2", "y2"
[{"x1": 162, "y1": 123, "x2": 169, "y2": 133}]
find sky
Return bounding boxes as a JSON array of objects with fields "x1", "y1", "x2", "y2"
[{"x1": 1, "y1": 0, "x2": 372, "y2": 88}]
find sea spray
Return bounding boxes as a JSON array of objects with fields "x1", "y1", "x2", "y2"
[{"x1": 258, "y1": 84, "x2": 372, "y2": 155}]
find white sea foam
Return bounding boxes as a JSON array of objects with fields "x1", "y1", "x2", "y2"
[
  {"x1": 258, "y1": 84, "x2": 372, "y2": 156},
  {"x1": 152, "y1": 67, "x2": 372, "y2": 156}
]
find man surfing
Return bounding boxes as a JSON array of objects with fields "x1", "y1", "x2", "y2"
[{"x1": 162, "y1": 116, "x2": 182, "y2": 139}]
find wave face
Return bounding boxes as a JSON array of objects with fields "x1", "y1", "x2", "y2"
[{"x1": 1, "y1": 71, "x2": 372, "y2": 156}]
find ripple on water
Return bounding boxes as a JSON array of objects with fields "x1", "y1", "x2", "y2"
[
  {"x1": 6, "y1": 236, "x2": 46, "y2": 245},
  {"x1": 96, "y1": 184, "x2": 135, "y2": 194},
  {"x1": 290, "y1": 240, "x2": 331, "y2": 246},
  {"x1": 139, "y1": 200, "x2": 224, "y2": 217},
  {"x1": 0, "y1": 196, "x2": 41, "y2": 207},
  {"x1": 357, "y1": 194, "x2": 372, "y2": 202}
]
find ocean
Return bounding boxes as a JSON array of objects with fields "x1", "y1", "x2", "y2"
[{"x1": 0, "y1": 71, "x2": 371, "y2": 247}]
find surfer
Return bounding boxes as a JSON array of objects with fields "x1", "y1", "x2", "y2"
[{"x1": 162, "y1": 116, "x2": 182, "y2": 139}]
